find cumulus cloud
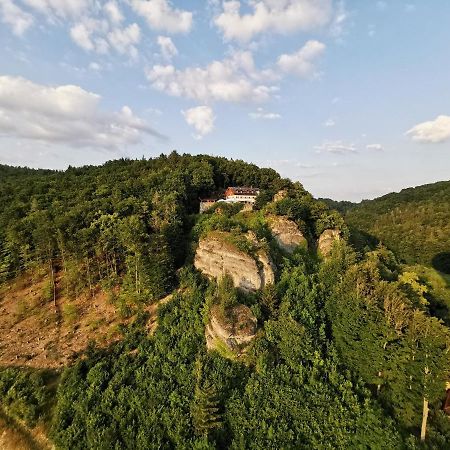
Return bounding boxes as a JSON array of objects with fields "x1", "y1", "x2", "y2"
[
  {"x1": 406, "y1": 115, "x2": 450, "y2": 143},
  {"x1": 146, "y1": 50, "x2": 278, "y2": 103},
  {"x1": 182, "y1": 106, "x2": 215, "y2": 139},
  {"x1": 214, "y1": 0, "x2": 334, "y2": 42},
  {"x1": 107, "y1": 22, "x2": 141, "y2": 58},
  {"x1": 249, "y1": 107, "x2": 281, "y2": 120},
  {"x1": 0, "y1": 0, "x2": 34, "y2": 35},
  {"x1": 0, "y1": 75, "x2": 164, "y2": 149},
  {"x1": 157, "y1": 35, "x2": 178, "y2": 61},
  {"x1": 324, "y1": 118, "x2": 335, "y2": 127},
  {"x1": 129, "y1": 0, "x2": 193, "y2": 33},
  {"x1": 277, "y1": 40, "x2": 326, "y2": 78},
  {"x1": 70, "y1": 14, "x2": 141, "y2": 58},
  {"x1": 5, "y1": 0, "x2": 140, "y2": 58},
  {"x1": 104, "y1": 0, "x2": 124, "y2": 24},
  {"x1": 315, "y1": 140, "x2": 357, "y2": 154}
]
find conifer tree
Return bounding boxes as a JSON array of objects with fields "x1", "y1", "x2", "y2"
[{"x1": 191, "y1": 381, "x2": 222, "y2": 437}]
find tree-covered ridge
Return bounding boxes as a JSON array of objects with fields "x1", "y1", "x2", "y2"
[
  {"x1": 329, "y1": 180, "x2": 450, "y2": 269},
  {"x1": 0, "y1": 153, "x2": 283, "y2": 305},
  {"x1": 0, "y1": 156, "x2": 449, "y2": 449}
]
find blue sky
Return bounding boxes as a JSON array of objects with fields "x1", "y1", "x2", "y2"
[{"x1": 0, "y1": 1, "x2": 449, "y2": 201}]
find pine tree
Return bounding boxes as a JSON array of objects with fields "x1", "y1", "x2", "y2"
[{"x1": 191, "y1": 381, "x2": 222, "y2": 437}]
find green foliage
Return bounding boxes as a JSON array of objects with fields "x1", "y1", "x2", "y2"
[
  {"x1": 48, "y1": 251, "x2": 430, "y2": 449},
  {"x1": 0, "y1": 368, "x2": 53, "y2": 427},
  {"x1": 342, "y1": 180, "x2": 450, "y2": 267},
  {"x1": 325, "y1": 247, "x2": 450, "y2": 439},
  {"x1": 215, "y1": 274, "x2": 238, "y2": 312},
  {"x1": 0, "y1": 154, "x2": 285, "y2": 300},
  {"x1": 2, "y1": 158, "x2": 448, "y2": 448},
  {"x1": 62, "y1": 303, "x2": 79, "y2": 324},
  {"x1": 191, "y1": 382, "x2": 222, "y2": 437}
]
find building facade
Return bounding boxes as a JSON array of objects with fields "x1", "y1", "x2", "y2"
[{"x1": 224, "y1": 187, "x2": 260, "y2": 204}]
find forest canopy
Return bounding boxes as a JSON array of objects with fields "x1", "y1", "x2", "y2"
[{"x1": 0, "y1": 155, "x2": 449, "y2": 449}]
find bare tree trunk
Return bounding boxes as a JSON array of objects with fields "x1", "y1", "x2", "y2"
[
  {"x1": 50, "y1": 259, "x2": 56, "y2": 308},
  {"x1": 420, "y1": 397, "x2": 429, "y2": 442}
]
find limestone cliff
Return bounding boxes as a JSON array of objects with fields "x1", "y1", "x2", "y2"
[
  {"x1": 194, "y1": 232, "x2": 275, "y2": 291},
  {"x1": 205, "y1": 304, "x2": 257, "y2": 356},
  {"x1": 318, "y1": 229, "x2": 341, "y2": 257},
  {"x1": 268, "y1": 215, "x2": 307, "y2": 254}
]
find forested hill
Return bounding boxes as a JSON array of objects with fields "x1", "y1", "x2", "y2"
[
  {"x1": 0, "y1": 155, "x2": 449, "y2": 449},
  {"x1": 0, "y1": 152, "x2": 319, "y2": 287},
  {"x1": 323, "y1": 180, "x2": 450, "y2": 271}
]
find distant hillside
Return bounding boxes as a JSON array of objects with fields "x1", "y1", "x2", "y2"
[{"x1": 324, "y1": 181, "x2": 450, "y2": 272}]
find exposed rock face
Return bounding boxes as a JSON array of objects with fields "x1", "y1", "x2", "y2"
[
  {"x1": 194, "y1": 232, "x2": 275, "y2": 291},
  {"x1": 318, "y1": 229, "x2": 341, "y2": 257},
  {"x1": 273, "y1": 189, "x2": 288, "y2": 202},
  {"x1": 257, "y1": 250, "x2": 276, "y2": 286},
  {"x1": 268, "y1": 216, "x2": 308, "y2": 254},
  {"x1": 205, "y1": 304, "x2": 257, "y2": 355}
]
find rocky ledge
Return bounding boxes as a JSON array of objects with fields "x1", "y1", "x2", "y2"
[
  {"x1": 318, "y1": 229, "x2": 341, "y2": 257},
  {"x1": 268, "y1": 215, "x2": 308, "y2": 254},
  {"x1": 194, "y1": 232, "x2": 275, "y2": 291},
  {"x1": 205, "y1": 304, "x2": 257, "y2": 356}
]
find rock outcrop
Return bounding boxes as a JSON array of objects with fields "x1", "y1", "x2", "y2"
[
  {"x1": 268, "y1": 216, "x2": 307, "y2": 254},
  {"x1": 318, "y1": 229, "x2": 341, "y2": 257},
  {"x1": 273, "y1": 189, "x2": 288, "y2": 202},
  {"x1": 205, "y1": 304, "x2": 257, "y2": 356},
  {"x1": 194, "y1": 232, "x2": 275, "y2": 291}
]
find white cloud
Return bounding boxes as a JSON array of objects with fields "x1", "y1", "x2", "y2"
[
  {"x1": 214, "y1": 0, "x2": 334, "y2": 42},
  {"x1": 324, "y1": 118, "x2": 335, "y2": 127},
  {"x1": 366, "y1": 143, "x2": 383, "y2": 151},
  {"x1": 129, "y1": 0, "x2": 193, "y2": 33},
  {"x1": 277, "y1": 40, "x2": 326, "y2": 78},
  {"x1": 0, "y1": 75, "x2": 164, "y2": 149},
  {"x1": 107, "y1": 22, "x2": 141, "y2": 58},
  {"x1": 146, "y1": 50, "x2": 278, "y2": 103},
  {"x1": 22, "y1": 0, "x2": 92, "y2": 20},
  {"x1": 315, "y1": 140, "x2": 357, "y2": 154},
  {"x1": 182, "y1": 106, "x2": 215, "y2": 139},
  {"x1": 70, "y1": 21, "x2": 97, "y2": 51},
  {"x1": 104, "y1": 0, "x2": 124, "y2": 24},
  {"x1": 157, "y1": 35, "x2": 178, "y2": 61},
  {"x1": 0, "y1": 0, "x2": 34, "y2": 36},
  {"x1": 406, "y1": 115, "x2": 450, "y2": 143},
  {"x1": 70, "y1": 15, "x2": 141, "y2": 58},
  {"x1": 249, "y1": 107, "x2": 281, "y2": 120}
]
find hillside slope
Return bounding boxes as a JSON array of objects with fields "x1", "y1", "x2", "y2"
[
  {"x1": 0, "y1": 156, "x2": 449, "y2": 449},
  {"x1": 326, "y1": 180, "x2": 450, "y2": 271}
]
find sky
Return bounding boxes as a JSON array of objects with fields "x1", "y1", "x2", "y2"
[{"x1": 0, "y1": 0, "x2": 449, "y2": 201}]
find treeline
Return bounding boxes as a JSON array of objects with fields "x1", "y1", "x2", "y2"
[{"x1": 0, "y1": 153, "x2": 285, "y2": 305}]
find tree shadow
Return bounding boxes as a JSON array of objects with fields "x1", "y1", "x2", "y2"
[
  {"x1": 348, "y1": 227, "x2": 380, "y2": 254},
  {"x1": 432, "y1": 252, "x2": 450, "y2": 278}
]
